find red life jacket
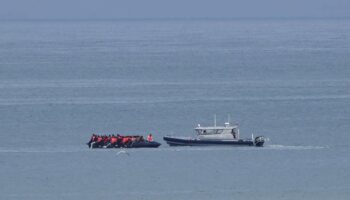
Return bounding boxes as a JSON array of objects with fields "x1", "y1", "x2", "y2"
[
  {"x1": 122, "y1": 137, "x2": 129, "y2": 143},
  {"x1": 111, "y1": 137, "x2": 117, "y2": 144},
  {"x1": 147, "y1": 135, "x2": 153, "y2": 142},
  {"x1": 97, "y1": 136, "x2": 103, "y2": 142}
]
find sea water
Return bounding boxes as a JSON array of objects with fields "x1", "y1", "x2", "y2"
[{"x1": 0, "y1": 19, "x2": 350, "y2": 200}]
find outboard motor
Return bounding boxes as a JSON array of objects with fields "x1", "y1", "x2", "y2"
[{"x1": 254, "y1": 136, "x2": 265, "y2": 147}]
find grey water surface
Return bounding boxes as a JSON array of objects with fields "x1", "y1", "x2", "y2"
[{"x1": 0, "y1": 19, "x2": 350, "y2": 200}]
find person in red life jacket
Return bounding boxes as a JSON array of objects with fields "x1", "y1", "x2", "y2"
[
  {"x1": 96, "y1": 135, "x2": 103, "y2": 147},
  {"x1": 116, "y1": 134, "x2": 123, "y2": 147},
  {"x1": 127, "y1": 137, "x2": 132, "y2": 146},
  {"x1": 90, "y1": 134, "x2": 102, "y2": 149},
  {"x1": 106, "y1": 135, "x2": 111, "y2": 146},
  {"x1": 147, "y1": 134, "x2": 153, "y2": 142},
  {"x1": 122, "y1": 136, "x2": 132, "y2": 147},
  {"x1": 121, "y1": 136, "x2": 128, "y2": 145},
  {"x1": 110, "y1": 135, "x2": 118, "y2": 148},
  {"x1": 101, "y1": 135, "x2": 105, "y2": 145},
  {"x1": 103, "y1": 135, "x2": 112, "y2": 148}
]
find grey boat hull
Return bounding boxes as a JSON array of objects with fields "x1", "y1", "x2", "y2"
[{"x1": 163, "y1": 136, "x2": 264, "y2": 147}]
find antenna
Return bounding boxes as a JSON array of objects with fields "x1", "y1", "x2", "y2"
[
  {"x1": 214, "y1": 114, "x2": 217, "y2": 127},
  {"x1": 227, "y1": 114, "x2": 230, "y2": 123}
]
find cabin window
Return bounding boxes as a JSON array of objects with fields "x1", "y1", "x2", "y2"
[{"x1": 197, "y1": 129, "x2": 223, "y2": 134}]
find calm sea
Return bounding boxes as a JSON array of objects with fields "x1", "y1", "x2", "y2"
[{"x1": 0, "y1": 19, "x2": 350, "y2": 200}]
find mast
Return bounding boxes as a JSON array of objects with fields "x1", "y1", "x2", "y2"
[{"x1": 214, "y1": 114, "x2": 216, "y2": 127}]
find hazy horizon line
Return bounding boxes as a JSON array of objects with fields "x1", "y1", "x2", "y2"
[{"x1": 1, "y1": 16, "x2": 350, "y2": 22}]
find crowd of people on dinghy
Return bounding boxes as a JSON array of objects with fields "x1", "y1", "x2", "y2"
[{"x1": 87, "y1": 133, "x2": 153, "y2": 148}]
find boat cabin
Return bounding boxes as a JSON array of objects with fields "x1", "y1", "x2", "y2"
[{"x1": 194, "y1": 122, "x2": 240, "y2": 140}]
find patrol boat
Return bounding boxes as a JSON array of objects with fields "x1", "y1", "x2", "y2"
[{"x1": 163, "y1": 120, "x2": 265, "y2": 147}]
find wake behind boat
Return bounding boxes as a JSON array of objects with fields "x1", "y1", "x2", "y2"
[{"x1": 163, "y1": 120, "x2": 265, "y2": 147}]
